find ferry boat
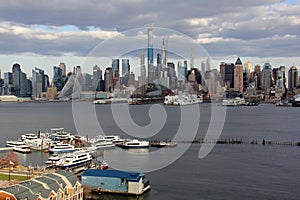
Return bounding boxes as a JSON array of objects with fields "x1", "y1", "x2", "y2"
[
  {"x1": 292, "y1": 94, "x2": 300, "y2": 107},
  {"x1": 222, "y1": 97, "x2": 245, "y2": 106},
  {"x1": 13, "y1": 145, "x2": 31, "y2": 153},
  {"x1": 6, "y1": 140, "x2": 25, "y2": 147},
  {"x1": 49, "y1": 143, "x2": 76, "y2": 154},
  {"x1": 45, "y1": 153, "x2": 61, "y2": 166},
  {"x1": 24, "y1": 138, "x2": 52, "y2": 150},
  {"x1": 55, "y1": 150, "x2": 93, "y2": 169},
  {"x1": 120, "y1": 139, "x2": 149, "y2": 149},
  {"x1": 21, "y1": 133, "x2": 38, "y2": 140},
  {"x1": 49, "y1": 128, "x2": 75, "y2": 141},
  {"x1": 164, "y1": 94, "x2": 203, "y2": 106},
  {"x1": 89, "y1": 136, "x2": 116, "y2": 150},
  {"x1": 104, "y1": 135, "x2": 125, "y2": 143}
]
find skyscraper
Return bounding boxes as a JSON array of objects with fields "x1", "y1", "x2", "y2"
[
  {"x1": 104, "y1": 67, "x2": 113, "y2": 92},
  {"x1": 288, "y1": 66, "x2": 298, "y2": 90},
  {"x1": 220, "y1": 62, "x2": 234, "y2": 89},
  {"x1": 162, "y1": 39, "x2": 167, "y2": 68},
  {"x1": 32, "y1": 68, "x2": 44, "y2": 98},
  {"x1": 234, "y1": 57, "x2": 243, "y2": 93},
  {"x1": 59, "y1": 62, "x2": 66, "y2": 77},
  {"x1": 140, "y1": 52, "x2": 146, "y2": 77},
  {"x1": 53, "y1": 66, "x2": 63, "y2": 91},
  {"x1": 147, "y1": 27, "x2": 153, "y2": 76},
  {"x1": 156, "y1": 53, "x2": 162, "y2": 78},
  {"x1": 122, "y1": 59, "x2": 130, "y2": 76},
  {"x1": 261, "y1": 62, "x2": 272, "y2": 92},
  {"x1": 206, "y1": 56, "x2": 211, "y2": 71},
  {"x1": 92, "y1": 65, "x2": 102, "y2": 91}
]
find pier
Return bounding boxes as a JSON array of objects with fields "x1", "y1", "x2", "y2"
[{"x1": 0, "y1": 147, "x2": 13, "y2": 152}]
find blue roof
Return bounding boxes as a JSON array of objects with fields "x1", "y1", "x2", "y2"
[{"x1": 82, "y1": 169, "x2": 144, "y2": 182}]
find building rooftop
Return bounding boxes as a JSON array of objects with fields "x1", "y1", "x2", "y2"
[
  {"x1": 235, "y1": 57, "x2": 243, "y2": 65},
  {"x1": 82, "y1": 169, "x2": 144, "y2": 182}
]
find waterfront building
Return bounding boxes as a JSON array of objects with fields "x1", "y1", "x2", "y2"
[
  {"x1": 261, "y1": 62, "x2": 273, "y2": 92},
  {"x1": 53, "y1": 66, "x2": 64, "y2": 91},
  {"x1": 234, "y1": 57, "x2": 244, "y2": 93},
  {"x1": 0, "y1": 170, "x2": 83, "y2": 200},
  {"x1": 288, "y1": 66, "x2": 298, "y2": 90},
  {"x1": 148, "y1": 27, "x2": 154, "y2": 77},
  {"x1": 41, "y1": 85, "x2": 57, "y2": 100},
  {"x1": 32, "y1": 67, "x2": 48, "y2": 98},
  {"x1": 81, "y1": 169, "x2": 150, "y2": 196},
  {"x1": 14, "y1": 70, "x2": 30, "y2": 97},
  {"x1": 3, "y1": 72, "x2": 13, "y2": 95}
]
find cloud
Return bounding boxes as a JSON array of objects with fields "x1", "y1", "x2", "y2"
[{"x1": 0, "y1": 0, "x2": 299, "y2": 59}]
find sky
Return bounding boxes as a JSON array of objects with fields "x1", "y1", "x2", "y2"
[{"x1": 0, "y1": 0, "x2": 300, "y2": 78}]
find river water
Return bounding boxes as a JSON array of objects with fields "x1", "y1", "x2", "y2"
[{"x1": 0, "y1": 102, "x2": 299, "y2": 199}]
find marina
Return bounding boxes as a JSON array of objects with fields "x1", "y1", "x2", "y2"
[{"x1": 0, "y1": 103, "x2": 299, "y2": 199}]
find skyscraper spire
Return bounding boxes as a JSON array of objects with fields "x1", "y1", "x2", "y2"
[{"x1": 162, "y1": 38, "x2": 167, "y2": 68}]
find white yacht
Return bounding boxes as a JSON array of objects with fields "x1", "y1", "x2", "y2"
[
  {"x1": 104, "y1": 135, "x2": 125, "y2": 143},
  {"x1": 164, "y1": 94, "x2": 203, "y2": 106},
  {"x1": 45, "y1": 153, "x2": 61, "y2": 166},
  {"x1": 55, "y1": 150, "x2": 93, "y2": 169},
  {"x1": 222, "y1": 97, "x2": 245, "y2": 106},
  {"x1": 21, "y1": 133, "x2": 38, "y2": 140},
  {"x1": 13, "y1": 145, "x2": 31, "y2": 153},
  {"x1": 120, "y1": 139, "x2": 149, "y2": 149},
  {"x1": 49, "y1": 143, "x2": 76, "y2": 154},
  {"x1": 6, "y1": 140, "x2": 25, "y2": 147},
  {"x1": 89, "y1": 136, "x2": 115, "y2": 150}
]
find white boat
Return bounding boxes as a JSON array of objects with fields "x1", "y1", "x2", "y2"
[
  {"x1": 164, "y1": 94, "x2": 203, "y2": 106},
  {"x1": 24, "y1": 138, "x2": 52, "y2": 150},
  {"x1": 6, "y1": 140, "x2": 25, "y2": 147},
  {"x1": 45, "y1": 153, "x2": 61, "y2": 166},
  {"x1": 13, "y1": 145, "x2": 31, "y2": 153},
  {"x1": 49, "y1": 128, "x2": 75, "y2": 141},
  {"x1": 90, "y1": 136, "x2": 115, "y2": 150},
  {"x1": 104, "y1": 135, "x2": 125, "y2": 143},
  {"x1": 222, "y1": 97, "x2": 245, "y2": 106},
  {"x1": 120, "y1": 139, "x2": 149, "y2": 149},
  {"x1": 21, "y1": 133, "x2": 38, "y2": 140},
  {"x1": 55, "y1": 150, "x2": 93, "y2": 169},
  {"x1": 49, "y1": 143, "x2": 76, "y2": 154}
]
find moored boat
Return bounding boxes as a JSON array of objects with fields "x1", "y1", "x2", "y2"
[
  {"x1": 55, "y1": 150, "x2": 93, "y2": 169},
  {"x1": 6, "y1": 140, "x2": 25, "y2": 147},
  {"x1": 45, "y1": 153, "x2": 61, "y2": 166},
  {"x1": 89, "y1": 136, "x2": 116, "y2": 150},
  {"x1": 13, "y1": 145, "x2": 31, "y2": 153},
  {"x1": 49, "y1": 143, "x2": 76, "y2": 154},
  {"x1": 120, "y1": 139, "x2": 149, "y2": 149}
]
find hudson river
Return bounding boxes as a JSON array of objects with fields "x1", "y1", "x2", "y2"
[{"x1": 0, "y1": 102, "x2": 299, "y2": 199}]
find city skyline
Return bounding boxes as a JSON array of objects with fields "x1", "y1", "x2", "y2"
[{"x1": 0, "y1": 1, "x2": 300, "y2": 76}]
